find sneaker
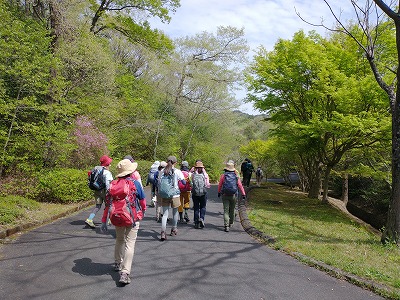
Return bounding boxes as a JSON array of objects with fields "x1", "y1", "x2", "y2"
[
  {"x1": 160, "y1": 231, "x2": 167, "y2": 241},
  {"x1": 119, "y1": 272, "x2": 131, "y2": 284},
  {"x1": 194, "y1": 222, "x2": 199, "y2": 229},
  {"x1": 224, "y1": 226, "x2": 229, "y2": 232},
  {"x1": 85, "y1": 219, "x2": 95, "y2": 228},
  {"x1": 170, "y1": 228, "x2": 178, "y2": 236},
  {"x1": 184, "y1": 212, "x2": 190, "y2": 223},
  {"x1": 114, "y1": 262, "x2": 121, "y2": 272},
  {"x1": 199, "y1": 218, "x2": 205, "y2": 228}
]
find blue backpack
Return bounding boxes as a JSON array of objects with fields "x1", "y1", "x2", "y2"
[
  {"x1": 158, "y1": 171, "x2": 179, "y2": 198},
  {"x1": 222, "y1": 172, "x2": 238, "y2": 195}
]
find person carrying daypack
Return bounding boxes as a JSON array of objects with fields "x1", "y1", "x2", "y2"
[
  {"x1": 85, "y1": 155, "x2": 113, "y2": 228},
  {"x1": 218, "y1": 160, "x2": 246, "y2": 232},
  {"x1": 157, "y1": 155, "x2": 185, "y2": 241},
  {"x1": 178, "y1": 161, "x2": 191, "y2": 223},
  {"x1": 146, "y1": 160, "x2": 160, "y2": 207},
  {"x1": 241, "y1": 158, "x2": 254, "y2": 187},
  {"x1": 100, "y1": 158, "x2": 147, "y2": 285},
  {"x1": 190, "y1": 160, "x2": 210, "y2": 229},
  {"x1": 153, "y1": 161, "x2": 167, "y2": 222}
]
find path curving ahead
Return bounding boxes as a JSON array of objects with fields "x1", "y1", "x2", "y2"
[{"x1": 0, "y1": 185, "x2": 383, "y2": 300}]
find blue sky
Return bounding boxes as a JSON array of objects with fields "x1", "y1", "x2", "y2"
[{"x1": 150, "y1": 0, "x2": 354, "y2": 114}]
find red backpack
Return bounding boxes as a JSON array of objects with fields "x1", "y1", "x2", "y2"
[
  {"x1": 108, "y1": 178, "x2": 143, "y2": 227},
  {"x1": 178, "y1": 170, "x2": 191, "y2": 192}
]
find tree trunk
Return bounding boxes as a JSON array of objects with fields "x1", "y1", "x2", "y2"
[
  {"x1": 307, "y1": 163, "x2": 321, "y2": 199},
  {"x1": 321, "y1": 166, "x2": 332, "y2": 203},
  {"x1": 381, "y1": 17, "x2": 400, "y2": 245},
  {"x1": 341, "y1": 173, "x2": 349, "y2": 207}
]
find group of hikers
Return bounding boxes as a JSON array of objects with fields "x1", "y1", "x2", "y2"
[{"x1": 85, "y1": 155, "x2": 260, "y2": 285}]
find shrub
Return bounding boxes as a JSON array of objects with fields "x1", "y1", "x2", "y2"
[
  {"x1": 35, "y1": 168, "x2": 93, "y2": 203},
  {"x1": 0, "y1": 195, "x2": 40, "y2": 224}
]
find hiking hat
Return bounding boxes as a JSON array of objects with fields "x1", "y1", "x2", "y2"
[
  {"x1": 123, "y1": 155, "x2": 134, "y2": 162},
  {"x1": 225, "y1": 161, "x2": 235, "y2": 171},
  {"x1": 167, "y1": 155, "x2": 177, "y2": 163},
  {"x1": 195, "y1": 161, "x2": 204, "y2": 168},
  {"x1": 100, "y1": 155, "x2": 112, "y2": 166},
  {"x1": 181, "y1": 161, "x2": 189, "y2": 167},
  {"x1": 116, "y1": 159, "x2": 138, "y2": 178},
  {"x1": 160, "y1": 161, "x2": 167, "y2": 168},
  {"x1": 151, "y1": 161, "x2": 160, "y2": 169}
]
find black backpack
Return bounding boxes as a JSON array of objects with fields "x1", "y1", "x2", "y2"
[{"x1": 88, "y1": 167, "x2": 106, "y2": 190}]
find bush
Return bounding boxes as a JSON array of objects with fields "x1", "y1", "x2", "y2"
[
  {"x1": 35, "y1": 168, "x2": 93, "y2": 203},
  {"x1": 0, "y1": 195, "x2": 40, "y2": 224}
]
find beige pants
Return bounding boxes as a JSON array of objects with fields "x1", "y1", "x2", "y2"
[{"x1": 114, "y1": 223, "x2": 139, "y2": 274}]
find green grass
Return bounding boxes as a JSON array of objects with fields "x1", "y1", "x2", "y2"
[
  {"x1": 0, "y1": 195, "x2": 85, "y2": 232},
  {"x1": 247, "y1": 184, "x2": 400, "y2": 299}
]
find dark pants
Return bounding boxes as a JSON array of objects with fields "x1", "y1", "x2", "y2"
[
  {"x1": 243, "y1": 172, "x2": 252, "y2": 187},
  {"x1": 192, "y1": 194, "x2": 207, "y2": 223}
]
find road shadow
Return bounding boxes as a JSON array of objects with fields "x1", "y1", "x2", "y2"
[{"x1": 72, "y1": 258, "x2": 125, "y2": 287}]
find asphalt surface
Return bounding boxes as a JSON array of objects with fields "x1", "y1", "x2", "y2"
[{"x1": 0, "y1": 185, "x2": 384, "y2": 300}]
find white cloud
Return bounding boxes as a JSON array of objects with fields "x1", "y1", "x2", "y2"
[{"x1": 149, "y1": 0, "x2": 355, "y2": 114}]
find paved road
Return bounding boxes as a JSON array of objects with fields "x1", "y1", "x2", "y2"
[{"x1": 0, "y1": 185, "x2": 383, "y2": 300}]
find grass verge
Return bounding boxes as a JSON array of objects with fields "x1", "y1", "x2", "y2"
[{"x1": 247, "y1": 184, "x2": 400, "y2": 299}]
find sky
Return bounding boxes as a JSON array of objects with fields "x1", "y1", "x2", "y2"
[{"x1": 149, "y1": 0, "x2": 354, "y2": 114}]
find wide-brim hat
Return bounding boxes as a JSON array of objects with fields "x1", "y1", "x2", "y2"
[
  {"x1": 224, "y1": 161, "x2": 235, "y2": 171},
  {"x1": 116, "y1": 159, "x2": 138, "y2": 177},
  {"x1": 195, "y1": 161, "x2": 204, "y2": 168},
  {"x1": 100, "y1": 155, "x2": 112, "y2": 166}
]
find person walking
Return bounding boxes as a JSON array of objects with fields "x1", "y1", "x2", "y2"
[
  {"x1": 191, "y1": 160, "x2": 210, "y2": 229},
  {"x1": 85, "y1": 155, "x2": 113, "y2": 228},
  {"x1": 255, "y1": 166, "x2": 264, "y2": 186},
  {"x1": 178, "y1": 161, "x2": 192, "y2": 223},
  {"x1": 157, "y1": 156, "x2": 185, "y2": 241},
  {"x1": 146, "y1": 160, "x2": 160, "y2": 207},
  {"x1": 154, "y1": 161, "x2": 167, "y2": 222},
  {"x1": 240, "y1": 158, "x2": 254, "y2": 187},
  {"x1": 100, "y1": 159, "x2": 147, "y2": 285},
  {"x1": 218, "y1": 160, "x2": 246, "y2": 232}
]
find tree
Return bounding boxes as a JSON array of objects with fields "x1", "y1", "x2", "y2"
[
  {"x1": 298, "y1": 0, "x2": 400, "y2": 246},
  {"x1": 246, "y1": 30, "x2": 390, "y2": 201}
]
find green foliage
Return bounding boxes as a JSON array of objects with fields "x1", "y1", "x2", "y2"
[
  {"x1": 35, "y1": 169, "x2": 92, "y2": 203},
  {"x1": 0, "y1": 195, "x2": 40, "y2": 224},
  {"x1": 245, "y1": 29, "x2": 391, "y2": 197}
]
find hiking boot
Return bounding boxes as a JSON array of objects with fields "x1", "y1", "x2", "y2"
[
  {"x1": 199, "y1": 218, "x2": 205, "y2": 228},
  {"x1": 85, "y1": 219, "x2": 95, "y2": 228},
  {"x1": 119, "y1": 272, "x2": 131, "y2": 284},
  {"x1": 114, "y1": 262, "x2": 121, "y2": 272},
  {"x1": 160, "y1": 231, "x2": 167, "y2": 241},
  {"x1": 178, "y1": 218, "x2": 184, "y2": 224},
  {"x1": 224, "y1": 226, "x2": 229, "y2": 232},
  {"x1": 170, "y1": 228, "x2": 178, "y2": 236}
]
